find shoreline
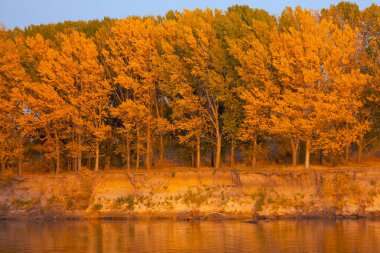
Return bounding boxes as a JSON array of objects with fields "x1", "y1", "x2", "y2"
[
  {"x1": 2, "y1": 168, "x2": 380, "y2": 222},
  {"x1": 2, "y1": 210, "x2": 380, "y2": 222}
]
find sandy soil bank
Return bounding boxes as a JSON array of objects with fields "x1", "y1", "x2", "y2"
[{"x1": 1, "y1": 167, "x2": 380, "y2": 221}]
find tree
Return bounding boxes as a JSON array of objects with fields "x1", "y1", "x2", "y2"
[
  {"x1": 163, "y1": 9, "x2": 229, "y2": 170},
  {"x1": 159, "y1": 19, "x2": 206, "y2": 168},
  {"x1": 228, "y1": 11, "x2": 278, "y2": 168},
  {"x1": 23, "y1": 34, "x2": 67, "y2": 173},
  {"x1": 355, "y1": 4, "x2": 380, "y2": 163},
  {"x1": 322, "y1": 3, "x2": 378, "y2": 163},
  {"x1": 321, "y1": 1, "x2": 361, "y2": 29},
  {"x1": 34, "y1": 30, "x2": 109, "y2": 172},
  {"x1": 271, "y1": 7, "x2": 366, "y2": 169},
  {"x1": 2, "y1": 5, "x2": 380, "y2": 174},
  {"x1": 320, "y1": 22, "x2": 366, "y2": 163},
  {"x1": 0, "y1": 25, "x2": 28, "y2": 177},
  {"x1": 105, "y1": 17, "x2": 162, "y2": 170}
]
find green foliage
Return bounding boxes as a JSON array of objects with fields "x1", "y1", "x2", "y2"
[
  {"x1": 251, "y1": 188, "x2": 267, "y2": 211},
  {"x1": 92, "y1": 203, "x2": 103, "y2": 211},
  {"x1": 293, "y1": 193, "x2": 305, "y2": 212},
  {"x1": 114, "y1": 195, "x2": 135, "y2": 210},
  {"x1": 43, "y1": 195, "x2": 66, "y2": 213},
  {"x1": 183, "y1": 187, "x2": 211, "y2": 208},
  {"x1": 251, "y1": 187, "x2": 292, "y2": 212},
  {"x1": 12, "y1": 199, "x2": 38, "y2": 210},
  {"x1": 22, "y1": 19, "x2": 109, "y2": 41}
]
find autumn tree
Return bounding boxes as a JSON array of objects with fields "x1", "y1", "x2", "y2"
[
  {"x1": 271, "y1": 7, "x2": 366, "y2": 169},
  {"x1": 321, "y1": 1, "x2": 361, "y2": 29},
  {"x1": 162, "y1": 9, "x2": 230, "y2": 170},
  {"x1": 32, "y1": 30, "x2": 109, "y2": 172},
  {"x1": 228, "y1": 8, "x2": 278, "y2": 168},
  {"x1": 158, "y1": 19, "x2": 203, "y2": 168},
  {"x1": 105, "y1": 17, "x2": 166, "y2": 170},
  {"x1": 22, "y1": 34, "x2": 67, "y2": 173},
  {"x1": 355, "y1": 4, "x2": 380, "y2": 163},
  {"x1": 320, "y1": 22, "x2": 366, "y2": 163},
  {"x1": 0, "y1": 25, "x2": 29, "y2": 177},
  {"x1": 214, "y1": 7, "x2": 246, "y2": 167},
  {"x1": 2, "y1": 4, "x2": 380, "y2": 174},
  {"x1": 322, "y1": 2, "x2": 378, "y2": 163}
]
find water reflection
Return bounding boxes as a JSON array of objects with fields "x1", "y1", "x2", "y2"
[{"x1": 0, "y1": 219, "x2": 379, "y2": 252}]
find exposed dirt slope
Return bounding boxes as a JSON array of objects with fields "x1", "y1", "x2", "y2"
[{"x1": 1, "y1": 168, "x2": 380, "y2": 220}]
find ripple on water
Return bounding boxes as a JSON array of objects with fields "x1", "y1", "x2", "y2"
[{"x1": 0, "y1": 219, "x2": 379, "y2": 253}]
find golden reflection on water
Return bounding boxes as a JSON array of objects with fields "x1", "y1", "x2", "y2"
[{"x1": 0, "y1": 220, "x2": 379, "y2": 252}]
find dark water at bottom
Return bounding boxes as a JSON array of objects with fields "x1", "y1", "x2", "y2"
[{"x1": 0, "y1": 219, "x2": 379, "y2": 252}]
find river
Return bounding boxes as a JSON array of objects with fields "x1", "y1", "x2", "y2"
[{"x1": 0, "y1": 219, "x2": 379, "y2": 252}]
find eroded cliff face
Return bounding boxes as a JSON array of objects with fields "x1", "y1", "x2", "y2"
[{"x1": 1, "y1": 169, "x2": 380, "y2": 220}]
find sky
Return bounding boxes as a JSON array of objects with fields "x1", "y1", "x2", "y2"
[{"x1": 0, "y1": 0, "x2": 376, "y2": 29}]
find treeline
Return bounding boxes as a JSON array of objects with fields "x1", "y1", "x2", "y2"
[{"x1": 1, "y1": 2, "x2": 380, "y2": 176}]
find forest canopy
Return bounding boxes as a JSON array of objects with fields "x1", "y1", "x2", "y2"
[{"x1": 1, "y1": 2, "x2": 380, "y2": 176}]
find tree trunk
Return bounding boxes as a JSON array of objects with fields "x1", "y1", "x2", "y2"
[
  {"x1": 87, "y1": 157, "x2": 91, "y2": 170},
  {"x1": 230, "y1": 142, "x2": 235, "y2": 167},
  {"x1": 345, "y1": 122, "x2": 349, "y2": 162},
  {"x1": 155, "y1": 94, "x2": 164, "y2": 168},
  {"x1": 214, "y1": 107, "x2": 221, "y2": 170},
  {"x1": 105, "y1": 156, "x2": 110, "y2": 170},
  {"x1": 205, "y1": 90, "x2": 220, "y2": 169},
  {"x1": 291, "y1": 137, "x2": 299, "y2": 169},
  {"x1": 345, "y1": 143, "x2": 350, "y2": 162},
  {"x1": 18, "y1": 159, "x2": 22, "y2": 178},
  {"x1": 95, "y1": 141, "x2": 99, "y2": 172},
  {"x1": 72, "y1": 157, "x2": 75, "y2": 173},
  {"x1": 196, "y1": 132, "x2": 201, "y2": 169},
  {"x1": 126, "y1": 135, "x2": 131, "y2": 170},
  {"x1": 358, "y1": 136, "x2": 363, "y2": 163},
  {"x1": 0, "y1": 161, "x2": 4, "y2": 178},
  {"x1": 104, "y1": 135, "x2": 111, "y2": 170},
  {"x1": 305, "y1": 139, "x2": 311, "y2": 170},
  {"x1": 191, "y1": 143, "x2": 195, "y2": 167},
  {"x1": 53, "y1": 132, "x2": 60, "y2": 174},
  {"x1": 77, "y1": 135, "x2": 82, "y2": 172},
  {"x1": 215, "y1": 130, "x2": 221, "y2": 170},
  {"x1": 136, "y1": 128, "x2": 140, "y2": 170},
  {"x1": 0, "y1": 159, "x2": 4, "y2": 178},
  {"x1": 159, "y1": 133, "x2": 164, "y2": 167},
  {"x1": 252, "y1": 137, "x2": 257, "y2": 169},
  {"x1": 18, "y1": 138, "x2": 22, "y2": 177},
  {"x1": 146, "y1": 126, "x2": 151, "y2": 170}
]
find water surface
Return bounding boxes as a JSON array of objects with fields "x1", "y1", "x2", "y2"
[{"x1": 0, "y1": 219, "x2": 379, "y2": 252}]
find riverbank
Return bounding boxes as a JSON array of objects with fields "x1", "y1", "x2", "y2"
[{"x1": 1, "y1": 166, "x2": 380, "y2": 221}]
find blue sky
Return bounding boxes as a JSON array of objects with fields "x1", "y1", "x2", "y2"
[{"x1": 0, "y1": 0, "x2": 376, "y2": 29}]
